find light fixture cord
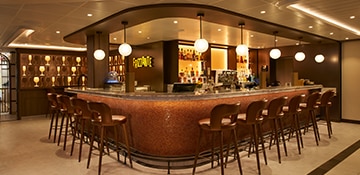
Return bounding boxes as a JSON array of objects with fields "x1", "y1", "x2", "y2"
[
  {"x1": 199, "y1": 15, "x2": 203, "y2": 39},
  {"x1": 97, "y1": 32, "x2": 101, "y2": 49},
  {"x1": 123, "y1": 24, "x2": 127, "y2": 43},
  {"x1": 240, "y1": 25, "x2": 244, "y2": 44}
]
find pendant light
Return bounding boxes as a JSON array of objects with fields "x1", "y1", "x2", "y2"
[
  {"x1": 194, "y1": 13, "x2": 208, "y2": 53},
  {"x1": 118, "y1": 21, "x2": 132, "y2": 57},
  {"x1": 295, "y1": 37, "x2": 306, "y2": 62},
  {"x1": 269, "y1": 31, "x2": 281, "y2": 59},
  {"x1": 236, "y1": 23, "x2": 248, "y2": 56},
  {"x1": 315, "y1": 54, "x2": 325, "y2": 63},
  {"x1": 93, "y1": 31, "x2": 105, "y2": 60}
]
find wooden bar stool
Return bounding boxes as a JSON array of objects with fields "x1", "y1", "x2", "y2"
[
  {"x1": 237, "y1": 99, "x2": 268, "y2": 175},
  {"x1": 282, "y1": 94, "x2": 305, "y2": 154},
  {"x1": 57, "y1": 94, "x2": 75, "y2": 150},
  {"x1": 87, "y1": 101, "x2": 133, "y2": 175},
  {"x1": 47, "y1": 93, "x2": 60, "y2": 143},
  {"x1": 192, "y1": 103, "x2": 242, "y2": 175},
  {"x1": 300, "y1": 92, "x2": 321, "y2": 146},
  {"x1": 70, "y1": 98, "x2": 93, "y2": 162},
  {"x1": 317, "y1": 90, "x2": 335, "y2": 138},
  {"x1": 262, "y1": 96, "x2": 288, "y2": 163}
]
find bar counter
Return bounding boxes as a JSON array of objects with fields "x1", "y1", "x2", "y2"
[{"x1": 66, "y1": 85, "x2": 321, "y2": 157}]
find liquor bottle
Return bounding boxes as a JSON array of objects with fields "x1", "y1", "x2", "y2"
[{"x1": 190, "y1": 67, "x2": 195, "y2": 77}]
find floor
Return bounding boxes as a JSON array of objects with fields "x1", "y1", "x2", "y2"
[{"x1": 0, "y1": 115, "x2": 359, "y2": 175}]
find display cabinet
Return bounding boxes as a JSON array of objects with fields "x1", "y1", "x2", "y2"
[
  {"x1": 20, "y1": 54, "x2": 87, "y2": 88},
  {"x1": 108, "y1": 54, "x2": 125, "y2": 82}
]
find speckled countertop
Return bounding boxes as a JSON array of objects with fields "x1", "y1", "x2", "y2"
[{"x1": 65, "y1": 85, "x2": 323, "y2": 101}]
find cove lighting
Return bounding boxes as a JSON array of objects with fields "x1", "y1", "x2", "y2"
[
  {"x1": 289, "y1": 4, "x2": 360, "y2": 35},
  {"x1": 8, "y1": 43, "x2": 86, "y2": 51}
]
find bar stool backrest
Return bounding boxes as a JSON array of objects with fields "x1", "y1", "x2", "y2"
[
  {"x1": 210, "y1": 103, "x2": 241, "y2": 130},
  {"x1": 267, "y1": 96, "x2": 288, "y2": 119},
  {"x1": 71, "y1": 98, "x2": 92, "y2": 120},
  {"x1": 306, "y1": 92, "x2": 321, "y2": 109},
  {"x1": 87, "y1": 101, "x2": 113, "y2": 125},
  {"x1": 245, "y1": 99, "x2": 268, "y2": 124},
  {"x1": 320, "y1": 90, "x2": 335, "y2": 106},
  {"x1": 47, "y1": 93, "x2": 58, "y2": 109},
  {"x1": 288, "y1": 94, "x2": 305, "y2": 113},
  {"x1": 61, "y1": 95, "x2": 75, "y2": 113}
]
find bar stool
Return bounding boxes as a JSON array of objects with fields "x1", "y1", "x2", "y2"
[
  {"x1": 192, "y1": 103, "x2": 242, "y2": 175},
  {"x1": 300, "y1": 92, "x2": 321, "y2": 146},
  {"x1": 316, "y1": 90, "x2": 335, "y2": 138},
  {"x1": 87, "y1": 101, "x2": 133, "y2": 175},
  {"x1": 262, "y1": 96, "x2": 288, "y2": 163},
  {"x1": 47, "y1": 93, "x2": 60, "y2": 143},
  {"x1": 70, "y1": 98, "x2": 92, "y2": 162},
  {"x1": 57, "y1": 94, "x2": 75, "y2": 150},
  {"x1": 282, "y1": 94, "x2": 305, "y2": 154},
  {"x1": 237, "y1": 99, "x2": 268, "y2": 174}
]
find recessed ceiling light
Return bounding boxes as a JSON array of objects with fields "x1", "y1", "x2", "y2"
[
  {"x1": 308, "y1": 26, "x2": 313, "y2": 29},
  {"x1": 260, "y1": 11, "x2": 266, "y2": 14},
  {"x1": 113, "y1": 38, "x2": 117, "y2": 41},
  {"x1": 217, "y1": 29, "x2": 221, "y2": 32},
  {"x1": 173, "y1": 20, "x2": 178, "y2": 24},
  {"x1": 138, "y1": 31, "x2": 142, "y2": 34},
  {"x1": 345, "y1": 37, "x2": 349, "y2": 40},
  {"x1": 87, "y1": 13, "x2": 93, "y2": 17},
  {"x1": 330, "y1": 32, "x2": 334, "y2": 35},
  {"x1": 350, "y1": 16, "x2": 355, "y2": 19},
  {"x1": 55, "y1": 31, "x2": 60, "y2": 34},
  {"x1": 146, "y1": 37, "x2": 150, "y2": 40}
]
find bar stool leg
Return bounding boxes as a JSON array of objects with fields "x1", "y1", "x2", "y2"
[
  {"x1": 78, "y1": 119, "x2": 86, "y2": 162},
  {"x1": 98, "y1": 126, "x2": 105, "y2": 175},
  {"x1": 70, "y1": 117, "x2": 79, "y2": 156},
  {"x1": 232, "y1": 129, "x2": 243, "y2": 175},
  {"x1": 310, "y1": 110, "x2": 320, "y2": 146},
  {"x1": 53, "y1": 112, "x2": 59, "y2": 143},
  {"x1": 63, "y1": 114, "x2": 70, "y2": 150},
  {"x1": 58, "y1": 113, "x2": 65, "y2": 146},
  {"x1": 219, "y1": 131, "x2": 225, "y2": 175},
  {"x1": 87, "y1": 125, "x2": 96, "y2": 169},
  {"x1": 48, "y1": 111, "x2": 55, "y2": 140},
  {"x1": 258, "y1": 123, "x2": 267, "y2": 165},
  {"x1": 122, "y1": 123, "x2": 133, "y2": 167},
  {"x1": 278, "y1": 118, "x2": 288, "y2": 156},
  {"x1": 192, "y1": 129, "x2": 203, "y2": 175},
  {"x1": 252, "y1": 124, "x2": 261, "y2": 174},
  {"x1": 325, "y1": 106, "x2": 332, "y2": 138},
  {"x1": 273, "y1": 119, "x2": 281, "y2": 163}
]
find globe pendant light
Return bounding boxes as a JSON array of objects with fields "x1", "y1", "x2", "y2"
[
  {"x1": 93, "y1": 31, "x2": 105, "y2": 60},
  {"x1": 118, "y1": 21, "x2": 132, "y2": 57},
  {"x1": 295, "y1": 37, "x2": 306, "y2": 62},
  {"x1": 236, "y1": 23, "x2": 248, "y2": 56},
  {"x1": 194, "y1": 13, "x2": 208, "y2": 53},
  {"x1": 269, "y1": 31, "x2": 281, "y2": 59},
  {"x1": 315, "y1": 54, "x2": 325, "y2": 63}
]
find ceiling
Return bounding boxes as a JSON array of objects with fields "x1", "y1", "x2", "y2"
[{"x1": 0, "y1": 0, "x2": 359, "y2": 52}]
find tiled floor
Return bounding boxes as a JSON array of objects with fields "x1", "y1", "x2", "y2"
[{"x1": 0, "y1": 116, "x2": 359, "y2": 175}]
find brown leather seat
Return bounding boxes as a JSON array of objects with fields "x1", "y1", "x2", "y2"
[
  {"x1": 56, "y1": 94, "x2": 75, "y2": 150},
  {"x1": 300, "y1": 92, "x2": 321, "y2": 146},
  {"x1": 282, "y1": 94, "x2": 305, "y2": 154},
  {"x1": 47, "y1": 93, "x2": 60, "y2": 143},
  {"x1": 192, "y1": 103, "x2": 242, "y2": 175},
  {"x1": 70, "y1": 98, "x2": 92, "y2": 162},
  {"x1": 262, "y1": 96, "x2": 288, "y2": 163},
  {"x1": 316, "y1": 90, "x2": 335, "y2": 138},
  {"x1": 87, "y1": 101, "x2": 132, "y2": 175},
  {"x1": 237, "y1": 99, "x2": 268, "y2": 174}
]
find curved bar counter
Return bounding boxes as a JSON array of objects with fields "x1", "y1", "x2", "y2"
[{"x1": 66, "y1": 85, "x2": 321, "y2": 168}]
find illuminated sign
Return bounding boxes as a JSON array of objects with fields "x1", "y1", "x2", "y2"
[{"x1": 133, "y1": 56, "x2": 153, "y2": 68}]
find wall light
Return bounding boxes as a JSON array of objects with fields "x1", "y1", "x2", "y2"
[
  {"x1": 236, "y1": 23, "x2": 248, "y2": 56},
  {"x1": 269, "y1": 31, "x2": 281, "y2": 59},
  {"x1": 194, "y1": 13, "x2": 209, "y2": 53},
  {"x1": 118, "y1": 21, "x2": 132, "y2": 57},
  {"x1": 93, "y1": 31, "x2": 105, "y2": 60}
]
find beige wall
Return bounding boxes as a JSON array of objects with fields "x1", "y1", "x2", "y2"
[{"x1": 342, "y1": 40, "x2": 360, "y2": 121}]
